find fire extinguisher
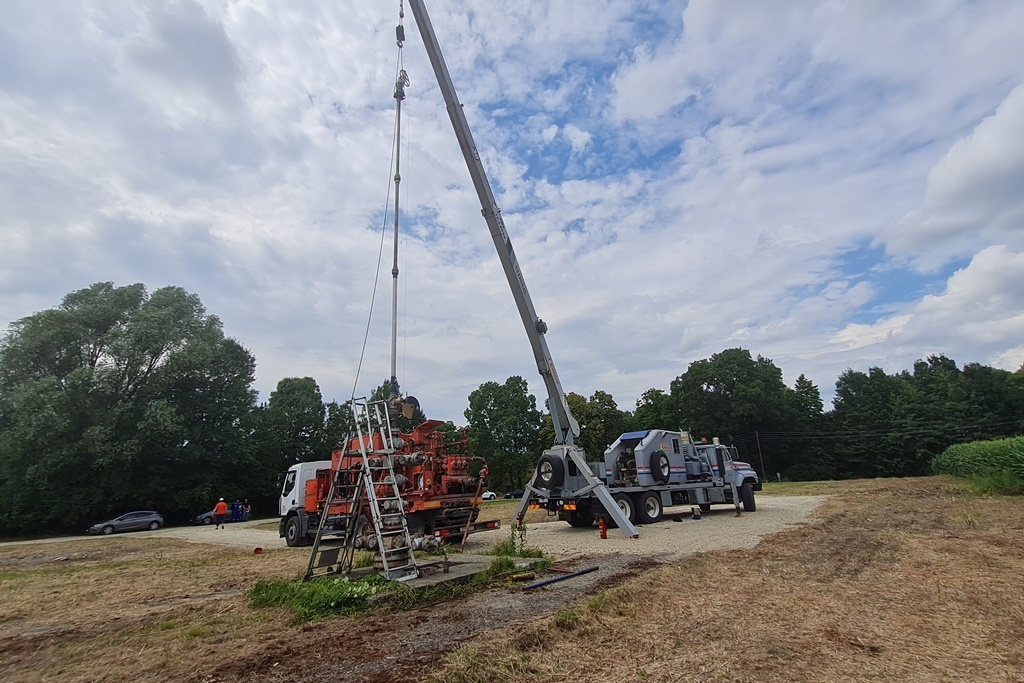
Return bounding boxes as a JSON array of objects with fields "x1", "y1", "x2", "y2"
[{"x1": 598, "y1": 517, "x2": 607, "y2": 539}]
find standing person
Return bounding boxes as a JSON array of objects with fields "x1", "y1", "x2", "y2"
[
  {"x1": 241, "y1": 499, "x2": 251, "y2": 522},
  {"x1": 231, "y1": 499, "x2": 241, "y2": 523},
  {"x1": 214, "y1": 498, "x2": 228, "y2": 529}
]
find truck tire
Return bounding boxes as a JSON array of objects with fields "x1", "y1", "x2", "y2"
[
  {"x1": 608, "y1": 492, "x2": 635, "y2": 527},
  {"x1": 535, "y1": 454, "x2": 565, "y2": 490},
  {"x1": 740, "y1": 482, "x2": 756, "y2": 512},
  {"x1": 699, "y1": 503, "x2": 712, "y2": 512},
  {"x1": 636, "y1": 491, "x2": 663, "y2": 524},
  {"x1": 651, "y1": 452, "x2": 671, "y2": 484},
  {"x1": 284, "y1": 515, "x2": 308, "y2": 547},
  {"x1": 567, "y1": 509, "x2": 594, "y2": 527}
]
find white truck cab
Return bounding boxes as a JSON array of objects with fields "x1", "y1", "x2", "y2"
[{"x1": 278, "y1": 460, "x2": 331, "y2": 517}]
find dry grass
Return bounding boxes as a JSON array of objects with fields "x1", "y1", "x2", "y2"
[
  {"x1": 475, "y1": 499, "x2": 553, "y2": 527},
  {"x1": 432, "y1": 477, "x2": 1024, "y2": 683},
  {"x1": 4, "y1": 478, "x2": 1021, "y2": 683},
  {"x1": 0, "y1": 539, "x2": 307, "y2": 682}
]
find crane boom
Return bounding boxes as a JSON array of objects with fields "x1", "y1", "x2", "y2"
[
  {"x1": 406, "y1": 0, "x2": 638, "y2": 536},
  {"x1": 407, "y1": 0, "x2": 580, "y2": 446}
]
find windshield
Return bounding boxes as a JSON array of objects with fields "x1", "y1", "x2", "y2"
[{"x1": 281, "y1": 471, "x2": 296, "y2": 497}]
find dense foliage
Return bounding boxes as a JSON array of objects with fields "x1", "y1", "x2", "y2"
[
  {"x1": 465, "y1": 377, "x2": 543, "y2": 492},
  {"x1": 3, "y1": 282, "x2": 1023, "y2": 536},
  {"x1": 932, "y1": 437, "x2": 1024, "y2": 479},
  {"x1": 480, "y1": 350, "x2": 1023, "y2": 489},
  {"x1": 0, "y1": 283, "x2": 344, "y2": 536}
]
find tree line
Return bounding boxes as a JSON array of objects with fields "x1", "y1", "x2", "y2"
[{"x1": 2, "y1": 283, "x2": 1022, "y2": 536}]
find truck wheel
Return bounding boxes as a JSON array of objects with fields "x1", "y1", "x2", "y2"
[
  {"x1": 535, "y1": 454, "x2": 565, "y2": 489},
  {"x1": 567, "y1": 509, "x2": 594, "y2": 528},
  {"x1": 608, "y1": 492, "x2": 635, "y2": 527},
  {"x1": 699, "y1": 503, "x2": 711, "y2": 512},
  {"x1": 740, "y1": 482, "x2": 756, "y2": 512},
  {"x1": 651, "y1": 452, "x2": 670, "y2": 484},
  {"x1": 284, "y1": 516, "x2": 307, "y2": 547},
  {"x1": 636, "y1": 491, "x2": 663, "y2": 524}
]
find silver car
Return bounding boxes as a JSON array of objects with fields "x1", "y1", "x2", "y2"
[{"x1": 87, "y1": 511, "x2": 164, "y2": 535}]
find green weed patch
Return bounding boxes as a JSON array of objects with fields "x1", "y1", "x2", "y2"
[
  {"x1": 482, "y1": 525, "x2": 545, "y2": 558},
  {"x1": 247, "y1": 574, "x2": 390, "y2": 621}
]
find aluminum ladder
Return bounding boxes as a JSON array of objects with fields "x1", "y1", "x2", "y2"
[{"x1": 305, "y1": 398, "x2": 420, "y2": 582}]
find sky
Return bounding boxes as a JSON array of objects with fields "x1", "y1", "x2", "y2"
[{"x1": 2, "y1": 0, "x2": 1023, "y2": 424}]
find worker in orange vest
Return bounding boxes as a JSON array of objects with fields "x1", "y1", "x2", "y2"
[{"x1": 214, "y1": 498, "x2": 228, "y2": 529}]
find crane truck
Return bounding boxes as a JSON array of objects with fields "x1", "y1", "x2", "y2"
[{"x1": 406, "y1": 0, "x2": 759, "y2": 536}]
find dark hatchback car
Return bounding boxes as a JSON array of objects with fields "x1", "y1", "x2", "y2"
[
  {"x1": 87, "y1": 511, "x2": 163, "y2": 535},
  {"x1": 503, "y1": 488, "x2": 525, "y2": 499}
]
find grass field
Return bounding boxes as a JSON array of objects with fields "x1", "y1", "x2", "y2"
[
  {"x1": 435, "y1": 477, "x2": 1024, "y2": 683},
  {"x1": 1, "y1": 477, "x2": 1021, "y2": 682}
]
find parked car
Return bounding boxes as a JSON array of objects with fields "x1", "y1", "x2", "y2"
[
  {"x1": 87, "y1": 511, "x2": 163, "y2": 535},
  {"x1": 481, "y1": 490, "x2": 497, "y2": 500},
  {"x1": 503, "y1": 488, "x2": 525, "y2": 499},
  {"x1": 192, "y1": 501, "x2": 250, "y2": 525},
  {"x1": 192, "y1": 510, "x2": 224, "y2": 525}
]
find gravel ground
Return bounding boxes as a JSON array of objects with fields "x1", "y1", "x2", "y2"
[
  {"x1": 460, "y1": 495, "x2": 826, "y2": 560},
  {"x1": 0, "y1": 519, "x2": 295, "y2": 551},
  {"x1": 1, "y1": 496, "x2": 826, "y2": 561}
]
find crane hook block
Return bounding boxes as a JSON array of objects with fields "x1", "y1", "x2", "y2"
[
  {"x1": 536, "y1": 318, "x2": 548, "y2": 334},
  {"x1": 396, "y1": 24, "x2": 406, "y2": 46}
]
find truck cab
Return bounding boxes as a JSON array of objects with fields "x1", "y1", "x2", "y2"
[{"x1": 278, "y1": 460, "x2": 331, "y2": 517}]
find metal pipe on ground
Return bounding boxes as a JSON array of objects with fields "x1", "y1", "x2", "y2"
[{"x1": 523, "y1": 566, "x2": 599, "y2": 590}]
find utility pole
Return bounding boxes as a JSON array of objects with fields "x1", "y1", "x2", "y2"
[{"x1": 755, "y1": 430, "x2": 767, "y2": 480}]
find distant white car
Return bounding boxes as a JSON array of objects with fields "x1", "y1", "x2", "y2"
[{"x1": 481, "y1": 491, "x2": 497, "y2": 500}]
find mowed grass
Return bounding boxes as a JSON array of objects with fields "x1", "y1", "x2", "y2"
[
  {"x1": 0, "y1": 538, "x2": 310, "y2": 683},
  {"x1": 3, "y1": 477, "x2": 1019, "y2": 683},
  {"x1": 432, "y1": 476, "x2": 1024, "y2": 683}
]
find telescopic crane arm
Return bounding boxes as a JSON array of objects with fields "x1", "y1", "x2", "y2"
[{"x1": 407, "y1": 0, "x2": 580, "y2": 446}]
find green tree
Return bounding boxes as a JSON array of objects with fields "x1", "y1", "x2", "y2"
[
  {"x1": 628, "y1": 388, "x2": 680, "y2": 432},
  {"x1": 784, "y1": 374, "x2": 835, "y2": 480},
  {"x1": 830, "y1": 366, "x2": 905, "y2": 477},
  {"x1": 464, "y1": 377, "x2": 543, "y2": 491},
  {"x1": 546, "y1": 390, "x2": 630, "y2": 459},
  {"x1": 670, "y1": 348, "x2": 801, "y2": 475},
  {"x1": 0, "y1": 282, "x2": 257, "y2": 535}
]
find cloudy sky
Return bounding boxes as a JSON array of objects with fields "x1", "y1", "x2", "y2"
[{"x1": 3, "y1": 0, "x2": 1023, "y2": 424}]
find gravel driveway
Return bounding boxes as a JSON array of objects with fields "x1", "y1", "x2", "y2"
[
  {"x1": 1, "y1": 495, "x2": 825, "y2": 561},
  {"x1": 461, "y1": 495, "x2": 826, "y2": 559}
]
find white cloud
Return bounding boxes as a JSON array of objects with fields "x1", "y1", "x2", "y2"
[
  {"x1": 562, "y1": 124, "x2": 592, "y2": 153},
  {"x1": 881, "y1": 83, "x2": 1024, "y2": 269},
  {"x1": 2, "y1": 0, "x2": 1024, "y2": 424},
  {"x1": 822, "y1": 245, "x2": 1024, "y2": 369}
]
